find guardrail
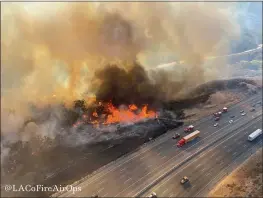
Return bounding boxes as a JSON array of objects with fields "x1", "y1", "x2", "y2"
[
  {"x1": 134, "y1": 114, "x2": 262, "y2": 197},
  {"x1": 52, "y1": 94, "x2": 261, "y2": 197}
]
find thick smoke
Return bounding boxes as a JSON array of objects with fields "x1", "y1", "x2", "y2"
[
  {"x1": 1, "y1": 2, "x2": 239, "y2": 164},
  {"x1": 1, "y1": 2, "x2": 238, "y2": 107}
]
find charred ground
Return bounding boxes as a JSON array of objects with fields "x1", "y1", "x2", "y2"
[{"x1": 1, "y1": 78, "x2": 262, "y2": 197}]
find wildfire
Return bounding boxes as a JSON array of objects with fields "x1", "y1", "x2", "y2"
[{"x1": 73, "y1": 102, "x2": 157, "y2": 128}]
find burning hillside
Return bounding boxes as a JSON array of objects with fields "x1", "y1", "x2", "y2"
[
  {"x1": 1, "y1": 3, "x2": 247, "y2": 194},
  {"x1": 73, "y1": 101, "x2": 157, "y2": 128}
]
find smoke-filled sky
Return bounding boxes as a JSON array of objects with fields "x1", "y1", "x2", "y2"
[
  {"x1": 1, "y1": 2, "x2": 241, "y2": 117},
  {"x1": 0, "y1": 2, "x2": 251, "y2": 168}
]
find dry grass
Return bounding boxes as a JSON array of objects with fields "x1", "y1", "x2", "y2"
[
  {"x1": 209, "y1": 148, "x2": 263, "y2": 197},
  {"x1": 183, "y1": 91, "x2": 243, "y2": 121}
]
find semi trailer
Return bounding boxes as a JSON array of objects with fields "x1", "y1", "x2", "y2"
[
  {"x1": 177, "y1": 130, "x2": 200, "y2": 147},
  {"x1": 248, "y1": 129, "x2": 262, "y2": 141}
]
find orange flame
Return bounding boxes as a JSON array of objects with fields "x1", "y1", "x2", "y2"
[
  {"x1": 102, "y1": 103, "x2": 157, "y2": 125},
  {"x1": 73, "y1": 102, "x2": 157, "y2": 128}
]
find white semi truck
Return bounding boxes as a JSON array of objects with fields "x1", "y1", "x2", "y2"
[{"x1": 248, "y1": 129, "x2": 262, "y2": 141}]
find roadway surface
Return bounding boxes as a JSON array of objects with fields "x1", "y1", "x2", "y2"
[
  {"x1": 141, "y1": 116, "x2": 262, "y2": 197},
  {"x1": 57, "y1": 93, "x2": 262, "y2": 197}
]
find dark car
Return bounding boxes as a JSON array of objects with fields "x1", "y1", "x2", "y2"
[
  {"x1": 240, "y1": 110, "x2": 244, "y2": 113},
  {"x1": 173, "y1": 133, "x2": 180, "y2": 139},
  {"x1": 215, "y1": 117, "x2": 220, "y2": 121},
  {"x1": 230, "y1": 115, "x2": 235, "y2": 118},
  {"x1": 250, "y1": 108, "x2": 256, "y2": 112},
  {"x1": 180, "y1": 176, "x2": 189, "y2": 184}
]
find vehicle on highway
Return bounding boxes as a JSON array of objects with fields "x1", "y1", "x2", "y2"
[
  {"x1": 214, "y1": 117, "x2": 220, "y2": 121},
  {"x1": 240, "y1": 110, "x2": 244, "y2": 113},
  {"x1": 222, "y1": 107, "x2": 228, "y2": 112},
  {"x1": 177, "y1": 130, "x2": 200, "y2": 147},
  {"x1": 184, "y1": 125, "x2": 194, "y2": 133},
  {"x1": 229, "y1": 120, "x2": 233, "y2": 124},
  {"x1": 214, "y1": 123, "x2": 219, "y2": 127},
  {"x1": 248, "y1": 129, "x2": 262, "y2": 141},
  {"x1": 148, "y1": 192, "x2": 157, "y2": 198},
  {"x1": 180, "y1": 176, "x2": 189, "y2": 184},
  {"x1": 172, "y1": 133, "x2": 180, "y2": 139},
  {"x1": 252, "y1": 104, "x2": 256, "y2": 107},
  {"x1": 230, "y1": 115, "x2": 235, "y2": 118},
  {"x1": 214, "y1": 112, "x2": 222, "y2": 117},
  {"x1": 250, "y1": 108, "x2": 256, "y2": 112},
  {"x1": 241, "y1": 113, "x2": 246, "y2": 116},
  {"x1": 257, "y1": 101, "x2": 262, "y2": 104}
]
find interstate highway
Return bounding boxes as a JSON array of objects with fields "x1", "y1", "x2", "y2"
[
  {"x1": 141, "y1": 116, "x2": 262, "y2": 197},
  {"x1": 58, "y1": 93, "x2": 262, "y2": 197}
]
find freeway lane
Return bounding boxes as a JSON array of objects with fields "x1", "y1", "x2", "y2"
[
  {"x1": 142, "y1": 117, "x2": 262, "y2": 197},
  {"x1": 126, "y1": 110, "x2": 262, "y2": 197},
  {"x1": 58, "y1": 93, "x2": 262, "y2": 197}
]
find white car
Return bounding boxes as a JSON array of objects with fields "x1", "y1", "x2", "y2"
[
  {"x1": 148, "y1": 192, "x2": 157, "y2": 198},
  {"x1": 214, "y1": 123, "x2": 219, "y2": 127},
  {"x1": 241, "y1": 113, "x2": 246, "y2": 116},
  {"x1": 229, "y1": 120, "x2": 233, "y2": 124}
]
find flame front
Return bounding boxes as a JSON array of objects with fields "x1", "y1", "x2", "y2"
[
  {"x1": 73, "y1": 102, "x2": 157, "y2": 128},
  {"x1": 103, "y1": 103, "x2": 156, "y2": 125}
]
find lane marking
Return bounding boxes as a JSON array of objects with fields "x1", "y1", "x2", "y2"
[
  {"x1": 196, "y1": 164, "x2": 201, "y2": 168},
  {"x1": 84, "y1": 109, "x2": 263, "y2": 196},
  {"x1": 148, "y1": 165, "x2": 153, "y2": 168},
  {"x1": 161, "y1": 156, "x2": 166, "y2": 159},
  {"x1": 194, "y1": 140, "x2": 263, "y2": 197},
  {"x1": 119, "y1": 116, "x2": 256, "y2": 197},
  {"x1": 140, "y1": 155, "x2": 147, "y2": 160},
  {"x1": 120, "y1": 168, "x2": 126, "y2": 172},
  {"x1": 162, "y1": 188, "x2": 169, "y2": 195},
  {"x1": 233, "y1": 152, "x2": 237, "y2": 156},
  {"x1": 138, "y1": 117, "x2": 262, "y2": 197},
  {"x1": 98, "y1": 187, "x2": 104, "y2": 193},
  {"x1": 210, "y1": 153, "x2": 216, "y2": 158},
  {"x1": 227, "y1": 148, "x2": 232, "y2": 152},
  {"x1": 223, "y1": 145, "x2": 227, "y2": 149},
  {"x1": 177, "y1": 133, "x2": 260, "y2": 197},
  {"x1": 124, "y1": 178, "x2": 132, "y2": 184},
  {"x1": 59, "y1": 96, "x2": 262, "y2": 197},
  {"x1": 98, "y1": 179, "x2": 105, "y2": 185},
  {"x1": 156, "y1": 146, "x2": 163, "y2": 151}
]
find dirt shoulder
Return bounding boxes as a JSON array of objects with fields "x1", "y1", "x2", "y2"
[
  {"x1": 183, "y1": 91, "x2": 243, "y2": 122},
  {"x1": 209, "y1": 148, "x2": 263, "y2": 197}
]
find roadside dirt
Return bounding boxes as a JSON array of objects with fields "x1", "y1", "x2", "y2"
[
  {"x1": 208, "y1": 148, "x2": 263, "y2": 197},
  {"x1": 183, "y1": 91, "x2": 243, "y2": 122}
]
